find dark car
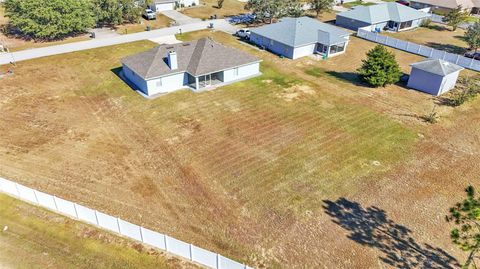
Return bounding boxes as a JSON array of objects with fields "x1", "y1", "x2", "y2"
[
  {"x1": 464, "y1": 51, "x2": 480, "y2": 60},
  {"x1": 396, "y1": 0, "x2": 410, "y2": 6}
]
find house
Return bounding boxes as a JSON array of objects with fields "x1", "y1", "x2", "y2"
[
  {"x1": 407, "y1": 59, "x2": 464, "y2": 96},
  {"x1": 249, "y1": 17, "x2": 351, "y2": 60},
  {"x1": 121, "y1": 38, "x2": 261, "y2": 97},
  {"x1": 336, "y1": 3, "x2": 430, "y2": 32},
  {"x1": 410, "y1": 0, "x2": 480, "y2": 15},
  {"x1": 150, "y1": 0, "x2": 198, "y2": 12}
]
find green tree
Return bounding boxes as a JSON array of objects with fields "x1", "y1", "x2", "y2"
[
  {"x1": 4, "y1": 0, "x2": 95, "y2": 40},
  {"x1": 93, "y1": 0, "x2": 123, "y2": 26},
  {"x1": 245, "y1": 0, "x2": 303, "y2": 23},
  {"x1": 465, "y1": 21, "x2": 480, "y2": 51},
  {"x1": 446, "y1": 185, "x2": 480, "y2": 269},
  {"x1": 309, "y1": 0, "x2": 335, "y2": 18},
  {"x1": 357, "y1": 45, "x2": 401, "y2": 87},
  {"x1": 120, "y1": 0, "x2": 144, "y2": 23},
  {"x1": 442, "y1": 5, "x2": 469, "y2": 31}
]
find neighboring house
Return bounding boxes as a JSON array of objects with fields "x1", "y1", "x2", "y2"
[
  {"x1": 150, "y1": 0, "x2": 198, "y2": 12},
  {"x1": 407, "y1": 59, "x2": 463, "y2": 96},
  {"x1": 336, "y1": 3, "x2": 430, "y2": 32},
  {"x1": 121, "y1": 38, "x2": 261, "y2": 97},
  {"x1": 249, "y1": 17, "x2": 351, "y2": 60},
  {"x1": 410, "y1": 0, "x2": 480, "y2": 15}
]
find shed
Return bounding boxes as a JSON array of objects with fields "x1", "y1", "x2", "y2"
[{"x1": 407, "y1": 59, "x2": 464, "y2": 96}]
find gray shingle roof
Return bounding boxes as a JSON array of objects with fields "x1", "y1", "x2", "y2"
[
  {"x1": 411, "y1": 0, "x2": 477, "y2": 9},
  {"x1": 121, "y1": 38, "x2": 261, "y2": 79},
  {"x1": 410, "y1": 58, "x2": 464, "y2": 76},
  {"x1": 337, "y1": 3, "x2": 430, "y2": 24},
  {"x1": 250, "y1": 17, "x2": 350, "y2": 47}
]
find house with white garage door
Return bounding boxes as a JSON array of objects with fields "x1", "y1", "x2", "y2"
[
  {"x1": 121, "y1": 38, "x2": 261, "y2": 97},
  {"x1": 150, "y1": 0, "x2": 199, "y2": 12},
  {"x1": 249, "y1": 17, "x2": 351, "y2": 59}
]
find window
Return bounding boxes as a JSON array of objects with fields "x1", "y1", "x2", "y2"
[
  {"x1": 399, "y1": 20, "x2": 412, "y2": 29},
  {"x1": 329, "y1": 43, "x2": 345, "y2": 54},
  {"x1": 233, "y1": 68, "x2": 239, "y2": 76},
  {"x1": 156, "y1": 78, "x2": 162, "y2": 88}
]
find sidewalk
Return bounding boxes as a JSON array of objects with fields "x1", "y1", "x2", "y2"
[
  {"x1": 161, "y1": 10, "x2": 201, "y2": 25},
  {"x1": 0, "y1": 19, "x2": 238, "y2": 65}
]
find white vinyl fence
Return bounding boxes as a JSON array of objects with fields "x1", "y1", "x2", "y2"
[
  {"x1": 357, "y1": 29, "x2": 480, "y2": 72},
  {"x1": 0, "y1": 176, "x2": 252, "y2": 269}
]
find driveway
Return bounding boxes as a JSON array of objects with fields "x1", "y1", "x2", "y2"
[
  {"x1": 0, "y1": 19, "x2": 238, "y2": 65},
  {"x1": 161, "y1": 10, "x2": 201, "y2": 25}
]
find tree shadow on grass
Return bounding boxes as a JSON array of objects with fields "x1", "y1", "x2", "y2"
[
  {"x1": 323, "y1": 198, "x2": 459, "y2": 269},
  {"x1": 425, "y1": 42, "x2": 466, "y2": 55}
]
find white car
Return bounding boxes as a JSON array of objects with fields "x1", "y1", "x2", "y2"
[
  {"x1": 236, "y1": 29, "x2": 251, "y2": 39},
  {"x1": 143, "y1": 9, "x2": 156, "y2": 20}
]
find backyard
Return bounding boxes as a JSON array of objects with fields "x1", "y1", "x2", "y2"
[
  {"x1": 0, "y1": 193, "x2": 198, "y2": 269},
  {"x1": 0, "y1": 29, "x2": 479, "y2": 268},
  {"x1": 181, "y1": 0, "x2": 246, "y2": 19},
  {"x1": 384, "y1": 23, "x2": 470, "y2": 54}
]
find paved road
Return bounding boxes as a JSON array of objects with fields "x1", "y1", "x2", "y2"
[
  {"x1": 0, "y1": 19, "x2": 238, "y2": 65},
  {"x1": 161, "y1": 10, "x2": 201, "y2": 25}
]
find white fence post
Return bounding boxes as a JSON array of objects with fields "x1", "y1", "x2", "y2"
[
  {"x1": 217, "y1": 254, "x2": 221, "y2": 269},
  {"x1": 14, "y1": 183, "x2": 20, "y2": 197}
]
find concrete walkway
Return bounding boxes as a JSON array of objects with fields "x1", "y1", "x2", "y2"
[
  {"x1": 161, "y1": 10, "x2": 201, "y2": 25},
  {"x1": 0, "y1": 19, "x2": 238, "y2": 65}
]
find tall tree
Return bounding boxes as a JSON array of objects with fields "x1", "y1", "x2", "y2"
[
  {"x1": 442, "y1": 5, "x2": 469, "y2": 31},
  {"x1": 120, "y1": 0, "x2": 143, "y2": 23},
  {"x1": 446, "y1": 185, "x2": 480, "y2": 269},
  {"x1": 465, "y1": 21, "x2": 480, "y2": 52},
  {"x1": 357, "y1": 45, "x2": 401, "y2": 87},
  {"x1": 93, "y1": 0, "x2": 123, "y2": 26},
  {"x1": 309, "y1": 0, "x2": 335, "y2": 18},
  {"x1": 4, "y1": 0, "x2": 95, "y2": 40}
]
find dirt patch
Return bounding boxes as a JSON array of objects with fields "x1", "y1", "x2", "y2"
[{"x1": 277, "y1": 85, "x2": 315, "y2": 102}]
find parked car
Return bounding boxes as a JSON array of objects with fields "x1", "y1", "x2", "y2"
[
  {"x1": 143, "y1": 9, "x2": 156, "y2": 20},
  {"x1": 464, "y1": 51, "x2": 480, "y2": 60},
  {"x1": 396, "y1": 0, "x2": 410, "y2": 6},
  {"x1": 236, "y1": 29, "x2": 251, "y2": 39}
]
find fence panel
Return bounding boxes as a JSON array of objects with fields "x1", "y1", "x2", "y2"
[
  {"x1": 406, "y1": 43, "x2": 421, "y2": 54},
  {"x1": 431, "y1": 49, "x2": 446, "y2": 60},
  {"x1": 385, "y1": 37, "x2": 397, "y2": 47},
  {"x1": 166, "y1": 236, "x2": 191, "y2": 260},
  {"x1": 95, "y1": 211, "x2": 119, "y2": 233},
  {"x1": 444, "y1": 53, "x2": 459, "y2": 64},
  {"x1": 396, "y1": 40, "x2": 409, "y2": 51},
  {"x1": 34, "y1": 190, "x2": 57, "y2": 210},
  {"x1": 118, "y1": 219, "x2": 142, "y2": 241},
  {"x1": 16, "y1": 184, "x2": 38, "y2": 204},
  {"x1": 376, "y1": 35, "x2": 388, "y2": 45},
  {"x1": 219, "y1": 255, "x2": 245, "y2": 269},
  {"x1": 457, "y1": 56, "x2": 473, "y2": 67},
  {"x1": 54, "y1": 196, "x2": 77, "y2": 218},
  {"x1": 75, "y1": 204, "x2": 98, "y2": 225},
  {"x1": 418, "y1": 46, "x2": 433, "y2": 57},
  {"x1": 471, "y1": 60, "x2": 480, "y2": 72},
  {"x1": 191, "y1": 245, "x2": 217, "y2": 268},
  {"x1": 0, "y1": 178, "x2": 18, "y2": 196},
  {"x1": 140, "y1": 227, "x2": 166, "y2": 250}
]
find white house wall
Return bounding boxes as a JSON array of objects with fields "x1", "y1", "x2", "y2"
[
  {"x1": 407, "y1": 68, "x2": 443, "y2": 95},
  {"x1": 146, "y1": 72, "x2": 187, "y2": 95},
  {"x1": 439, "y1": 71, "x2": 460, "y2": 95},
  {"x1": 123, "y1": 65, "x2": 148, "y2": 94},
  {"x1": 249, "y1": 33, "x2": 294, "y2": 58},
  {"x1": 223, "y1": 62, "x2": 260, "y2": 83},
  {"x1": 178, "y1": 0, "x2": 198, "y2": 6},
  {"x1": 292, "y1": 44, "x2": 316, "y2": 59}
]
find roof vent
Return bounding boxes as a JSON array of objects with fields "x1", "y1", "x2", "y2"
[
  {"x1": 166, "y1": 46, "x2": 174, "y2": 49},
  {"x1": 182, "y1": 43, "x2": 190, "y2": 46}
]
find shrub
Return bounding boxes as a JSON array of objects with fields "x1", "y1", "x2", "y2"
[{"x1": 357, "y1": 45, "x2": 402, "y2": 87}]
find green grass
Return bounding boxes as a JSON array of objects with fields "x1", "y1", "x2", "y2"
[{"x1": 0, "y1": 194, "x2": 197, "y2": 269}]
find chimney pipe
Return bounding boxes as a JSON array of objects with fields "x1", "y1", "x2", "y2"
[{"x1": 168, "y1": 51, "x2": 178, "y2": 70}]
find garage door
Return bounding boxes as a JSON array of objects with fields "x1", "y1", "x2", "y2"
[{"x1": 155, "y1": 3, "x2": 174, "y2": 12}]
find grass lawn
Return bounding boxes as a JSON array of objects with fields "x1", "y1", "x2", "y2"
[
  {"x1": 115, "y1": 15, "x2": 173, "y2": 35},
  {"x1": 0, "y1": 193, "x2": 198, "y2": 269},
  {"x1": 0, "y1": 29, "x2": 478, "y2": 268},
  {"x1": 383, "y1": 24, "x2": 469, "y2": 54},
  {"x1": 181, "y1": 0, "x2": 246, "y2": 19}
]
